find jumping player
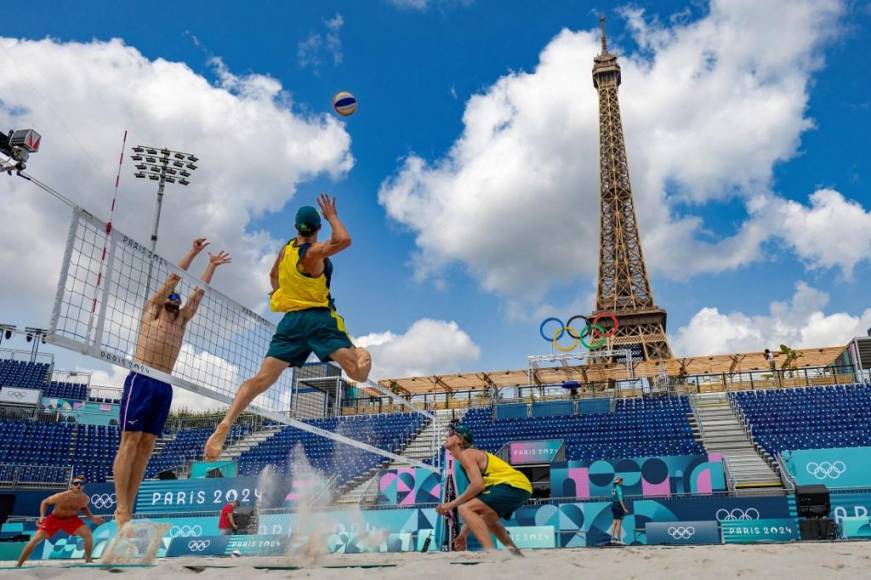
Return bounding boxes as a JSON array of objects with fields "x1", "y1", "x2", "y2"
[
  {"x1": 204, "y1": 194, "x2": 371, "y2": 460},
  {"x1": 16, "y1": 476, "x2": 103, "y2": 567},
  {"x1": 111, "y1": 238, "x2": 230, "y2": 528},
  {"x1": 437, "y1": 424, "x2": 532, "y2": 555}
]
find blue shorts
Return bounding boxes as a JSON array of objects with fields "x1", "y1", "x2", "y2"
[{"x1": 120, "y1": 372, "x2": 173, "y2": 436}]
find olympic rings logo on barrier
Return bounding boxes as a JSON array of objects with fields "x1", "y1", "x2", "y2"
[
  {"x1": 539, "y1": 312, "x2": 619, "y2": 351},
  {"x1": 715, "y1": 508, "x2": 760, "y2": 522},
  {"x1": 90, "y1": 493, "x2": 116, "y2": 509},
  {"x1": 806, "y1": 461, "x2": 846, "y2": 480},
  {"x1": 187, "y1": 540, "x2": 211, "y2": 552},
  {"x1": 170, "y1": 525, "x2": 203, "y2": 538},
  {"x1": 6, "y1": 391, "x2": 27, "y2": 399},
  {"x1": 667, "y1": 526, "x2": 696, "y2": 540}
]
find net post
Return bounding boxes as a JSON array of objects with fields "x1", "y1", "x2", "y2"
[{"x1": 49, "y1": 207, "x2": 80, "y2": 338}]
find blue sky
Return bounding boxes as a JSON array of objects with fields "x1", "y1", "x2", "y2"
[{"x1": 1, "y1": 0, "x2": 870, "y2": 399}]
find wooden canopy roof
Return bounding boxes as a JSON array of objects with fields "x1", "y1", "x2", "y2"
[{"x1": 377, "y1": 345, "x2": 848, "y2": 395}]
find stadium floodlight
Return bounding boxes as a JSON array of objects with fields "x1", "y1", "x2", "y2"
[
  {"x1": 0, "y1": 128, "x2": 41, "y2": 173},
  {"x1": 187, "y1": 163, "x2": 198, "y2": 170},
  {"x1": 0, "y1": 323, "x2": 16, "y2": 344},
  {"x1": 135, "y1": 164, "x2": 147, "y2": 170},
  {"x1": 188, "y1": 155, "x2": 199, "y2": 163},
  {"x1": 179, "y1": 169, "x2": 191, "y2": 178},
  {"x1": 23, "y1": 327, "x2": 48, "y2": 361},
  {"x1": 130, "y1": 144, "x2": 199, "y2": 295},
  {"x1": 132, "y1": 146, "x2": 145, "y2": 153}
]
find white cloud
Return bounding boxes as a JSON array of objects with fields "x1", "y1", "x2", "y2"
[
  {"x1": 297, "y1": 13, "x2": 344, "y2": 70},
  {"x1": 672, "y1": 282, "x2": 871, "y2": 356},
  {"x1": 387, "y1": 0, "x2": 473, "y2": 11},
  {"x1": 355, "y1": 318, "x2": 481, "y2": 379},
  {"x1": 771, "y1": 189, "x2": 871, "y2": 277},
  {"x1": 0, "y1": 37, "x2": 352, "y2": 410},
  {"x1": 378, "y1": 0, "x2": 850, "y2": 297},
  {"x1": 0, "y1": 36, "x2": 352, "y2": 325}
]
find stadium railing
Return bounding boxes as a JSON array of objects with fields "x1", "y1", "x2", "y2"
[
  {"x1": 339, "y1": 364, "x2": 858, "y2": 415},
  {"x1": 0, "y1": 464, "x2": 71, "y2": 489}
]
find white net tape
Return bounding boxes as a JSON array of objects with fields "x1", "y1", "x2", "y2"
[{"x1": 48, "y1": 206, "x2": 435, "y2": 471}]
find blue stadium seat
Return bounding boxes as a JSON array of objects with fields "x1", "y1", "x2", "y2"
[
  {"x1": 460, "y1": 395, "x2": 703, "y2": 462},
  {"x1": 731, "y1": 384, "x2": 871, "y2": 456}
]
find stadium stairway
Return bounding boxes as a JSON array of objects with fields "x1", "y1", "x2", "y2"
[
  {"x1": 332, "y1": 410, "x2": 457, "y2": 507},
  {"x1": 692, "y1": 392, "x2": 783, "y2": 492},
  {"x1": 218, "y1": 424, "x2": 286, "y2": 461}
]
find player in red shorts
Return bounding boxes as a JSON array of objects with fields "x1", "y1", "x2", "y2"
[{"x1": 16, "y1": 476, "x2": 103, "y2": 567}]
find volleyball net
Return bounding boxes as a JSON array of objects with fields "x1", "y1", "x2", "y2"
[{"x1": 47, "y1": 206, "x2": 436, "y2": 471}]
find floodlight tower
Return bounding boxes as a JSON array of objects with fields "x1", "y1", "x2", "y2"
[{"x1": 130, "y1": 145, "x2": 199, "y2": 295}]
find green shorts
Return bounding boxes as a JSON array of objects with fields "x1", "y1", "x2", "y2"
[
  {"x1": 266, "y1": 308, "x2": 354, "y2": 367},
  {"x1": 478, "y1": 484, "x2": 531, "y2": 520}
]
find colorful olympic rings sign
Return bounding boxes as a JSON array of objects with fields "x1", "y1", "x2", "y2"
[{"x1": 539, "y1": 312, "x2": 619, "y2": 351}]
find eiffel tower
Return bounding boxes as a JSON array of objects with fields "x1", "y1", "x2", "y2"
[{"x1": 591, "y1": 17, "x2": 672, "y2": 360}]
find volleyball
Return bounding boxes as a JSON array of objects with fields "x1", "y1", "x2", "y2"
[
  {"x1": 230, "y1": 549, "x2": 242, "y2": 559},
  {"x1": 332, "y1": 91, "x2": 358, "y2": 116}
]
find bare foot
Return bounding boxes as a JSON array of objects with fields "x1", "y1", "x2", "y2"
[
  {"x1": 114, "y1": 509, "x2": 131, "y2": 532},
  {"x1": 204, "y1": 423, "x2": 230, "y2": 461}
]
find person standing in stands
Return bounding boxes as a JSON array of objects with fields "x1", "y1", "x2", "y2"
[
  {"x1": 608, "y1": 475, "x2": 629, "y2": 544},
  {"x1": 16, "y1": 476, "x2": 103, "y2": 567},
  {"x1": 112, "y1": 238, "x2": 231, "y2": 530},
  {"x1": 436, "y1": 424, "x2": 531, "y2": 556},
  {"x1": 204, "y1": 195, "x2": 372, "y2": 460},
  {"x1": 218, "y1": 499, "x2": 239, "y2": 535}
]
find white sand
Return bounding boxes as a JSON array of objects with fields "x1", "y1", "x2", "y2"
[{"x1": 3, "y1": 542, "x2": 871, "y2": 580}]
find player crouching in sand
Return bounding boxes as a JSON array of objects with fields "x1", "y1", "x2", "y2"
[
  {"x1": 16, "y1": 476, "x2": 104, "y2": 567},
  {"x1": 437, "y1": 424, "x2": 531, "y2": 556}
]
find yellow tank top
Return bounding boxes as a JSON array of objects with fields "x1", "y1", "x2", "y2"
[
  {"x1": 269, "y1": 241, "x2": 333, "y2": 313},
  {"x1": 482, "y1": 452, "x2": 533, "y2": 493}
]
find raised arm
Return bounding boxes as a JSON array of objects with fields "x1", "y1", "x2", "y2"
[
  {"x1": 181, "y1": 250, "x2": 231, "y2": 323},
  {"x1": 300, "y1": 194, "x2": 351, "y2": 270},
  {"x1": 144, "y1": 238, "x2": 209, "y2": 317}
]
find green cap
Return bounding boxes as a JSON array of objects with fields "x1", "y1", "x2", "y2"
[
  {"x1": 295, "y1": 205, "x2": 322, "y2": 234},
  {"x1": 449, "y1": 424, "x2": 474, "y2": 445}
]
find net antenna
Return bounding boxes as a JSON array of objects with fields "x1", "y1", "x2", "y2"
[{"x1": 48, "y1": 205, "x2": 437, "y2": 472}]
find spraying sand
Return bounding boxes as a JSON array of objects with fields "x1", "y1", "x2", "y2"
[{"x1": 4, "y1": 542, "x2": 871, "y2": 579}]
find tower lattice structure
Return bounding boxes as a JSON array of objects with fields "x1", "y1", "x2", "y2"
[{"x1": 591, "y1": 17, "x2": 672, "y2": 360}]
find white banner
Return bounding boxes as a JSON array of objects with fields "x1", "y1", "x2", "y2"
[{"x1": 0, "y1": 386, "x2": 41, "y2": 405}]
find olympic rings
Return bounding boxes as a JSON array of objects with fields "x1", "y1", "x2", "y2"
[
  {"x1": 539, "y1": 312, "x2": 620, "y2": 351},
  {"x1": 667, "y1": 526, "x2": 696, "y2": 540},
  {"x1": 187, "y1": 539, "x2": 211, "y2": 552},
  {"x1": 806, "y1": 461, "x2": 846, "y2": 480},
  {"x1": 90, "y1": 493, "x2": 116, "y2": 509},
  {"x1": 552, "y1": 326, "x2": 580, "y2": 352}
]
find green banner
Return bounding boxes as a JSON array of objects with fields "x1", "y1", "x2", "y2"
[{"x1": 721, "y1": 518, "x2": 799, "y2": 543}]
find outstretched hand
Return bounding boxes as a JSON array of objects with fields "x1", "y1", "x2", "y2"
[
  {"x1": 317, "y1": 193, "x2": 338, "y2": 221},
  {"x1": 192, "y1": 238, "x2": 210, "y2": 253},
  {"x1": 208, "y1": 250, "x2": 232, "y2": 267}
]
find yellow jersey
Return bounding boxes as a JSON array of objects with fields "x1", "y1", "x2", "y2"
[
  {"x1": 269, "y1": 241, "x2": 335, "y2": 313},
  {"x1": 482, "y1": 452, "x2": 533, "y2": 493}
]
